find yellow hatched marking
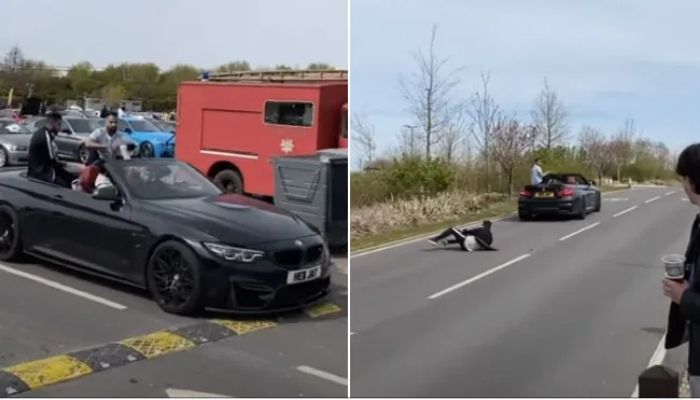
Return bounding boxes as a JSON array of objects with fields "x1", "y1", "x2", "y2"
[
  {"x1": 119, "y1": 331, "x2": 194, "y2": 359},
  {"x1": 304, "y1": 302, "x2": 343, "y2": 318},
  {"x1": 212, "y1": 319, "x2": 277, "y2": 335},
  {"x1": 5, "y1": 355, "x2": 92, "y2": 389}
]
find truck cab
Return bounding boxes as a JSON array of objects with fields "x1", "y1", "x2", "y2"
[{"x1": 175, "y1": 69, "x2": 347, "y2": 197}]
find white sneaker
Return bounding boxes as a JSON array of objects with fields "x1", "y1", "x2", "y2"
[{"x1": 440, "y1": 239, "x2": 448, "y2": 247}]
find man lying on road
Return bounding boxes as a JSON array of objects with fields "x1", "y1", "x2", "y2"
[{"x1": 428, "y1": 220, "x2": 496, "y2": 251}]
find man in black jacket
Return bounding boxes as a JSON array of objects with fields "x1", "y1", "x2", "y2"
[
  {"x1": 663, "y1": 143, "x2": 700, "y2": 396},
  {"x1": 27, "y1": 111, "x2": 72, "y2": 186},
  {"x1": 428, "y1": 220, "x2": 496, "y2": 251}
]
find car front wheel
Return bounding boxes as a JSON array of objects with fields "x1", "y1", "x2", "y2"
[{"x1": 147, "y1": 240, "x2": 204, "y2": 315}]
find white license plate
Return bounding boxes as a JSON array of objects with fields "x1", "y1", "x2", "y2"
[{"x1": 287, "y1": 265, "x2": 322, "y2": 284}]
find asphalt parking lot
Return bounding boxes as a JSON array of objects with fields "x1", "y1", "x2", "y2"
[{"x1": 0, "y1": 246, "x2": 347, "y2": 397}]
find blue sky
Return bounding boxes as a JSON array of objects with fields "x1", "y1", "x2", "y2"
[
  {"x1": 350, "y1": 0, "x2": 700, "y2": 166},
  {"x1": 0, "y1": 0, "x2": 347, "y2": 70}
]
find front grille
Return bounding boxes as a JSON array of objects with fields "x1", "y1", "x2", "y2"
[
  {"x1": 272, "y1": 244, "x2": 325, "y2": 269},
  {"x1": 273, "y1": 249, "x2": 303, "y2": 268}
]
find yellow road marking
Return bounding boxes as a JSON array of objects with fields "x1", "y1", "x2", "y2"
[
  {"x1": 305, "y1": 302, "x2": 343, "y2": 318},
  {"x1": 4, "y1": 355, "x2": 92, "y2": 389},
  {"x1": 212, "y1": 319, "x2": 277, "y2": 335},
  {"x1": 119, "y1": 331, "x2": 194, "y2": 359}
]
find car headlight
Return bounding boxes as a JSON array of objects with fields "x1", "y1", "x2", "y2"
[
  {"x1": 4, "y1": 144, "x2": 17, "y2": 152},
  {"x1": 203, "y1": 242, "x2": 264, "y2": 263}
]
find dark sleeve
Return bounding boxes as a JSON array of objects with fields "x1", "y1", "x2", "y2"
[
  {"x1": 29, "y1": 131, "x2": 47, "y2": 158},
  {"x1": 679, "y1": 289, "x2": 700, "y2": 323}
]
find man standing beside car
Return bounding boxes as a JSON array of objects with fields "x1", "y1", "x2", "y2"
[
  {"x1": 84, "y1": 112, "x2": 135, "y2": 163},
  {"x1": 27, "y1": 110, "x2": 72, "y2": 186}
]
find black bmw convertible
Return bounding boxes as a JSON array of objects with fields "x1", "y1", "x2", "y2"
[
  {"x1": 0, "y1": 159, "x2": 332, "y2": 315},
  {"x1": 518, "y1": 172, "x2": 602, "y2": 220}
]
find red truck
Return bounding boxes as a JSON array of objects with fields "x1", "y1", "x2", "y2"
[{"x1": 175, "y1": 69, "x2": 348, "y2": 197}]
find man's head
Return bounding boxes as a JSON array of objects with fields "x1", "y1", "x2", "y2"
[
  {"x1": 676, "y1": 143, "x2": 700, "y2": 206},
  {"x1": 45, "y1": 111, "x2": 62, "y2": 135},
  {"x1": 104, "y1": 112, "x2": 118, "y2": 135},
  {"x1": 483, "y1": 220, "x2": 492, "y2": 229},
  {"x1": 534, "y1": 158, "x2": 541, "y2": 166}
]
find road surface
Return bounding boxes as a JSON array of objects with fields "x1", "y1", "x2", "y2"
[
  {"x1": 0, "y1": 253, "x2": 347, "y2": 398},
  {"x1": 351, "y1": 186, "x2": 693, "y2": 397}
]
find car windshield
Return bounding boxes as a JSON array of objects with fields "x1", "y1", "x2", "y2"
[
  {"x1": 128, "y1": 120, "x2": 160, "y2": 132},
  {"x1": 67, "y1": 118, "x2": 102, "y2": 133},
  {"x1": 114, "y1": 161, "x2": 222, "y2": 199}
]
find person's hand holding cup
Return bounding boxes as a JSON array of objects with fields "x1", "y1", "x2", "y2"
[{"x1": 663, "y1": 254, "x2": 686, "y2": 280}]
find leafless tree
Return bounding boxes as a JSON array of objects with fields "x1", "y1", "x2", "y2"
[
  {"x1": 609, "y1": 117, "x2": 636, "y2": 182},
  {"x1": 579, "y1": 126, "x2": 613, "y2": 184},
  {"x1": 400, "y1": 24, "x2": 461, "y2": 159},
  {"x1": 351, "y1": 113, "x2": 377, "y2": 170},
  {"x1": 467, "y1": 72, "x2": 501, "y2": 169},
  {"x1": 531, "y1": 78, "x2": 568, "y2": 150},
  {"x1": 490, "y1": 117, "x2": 533, "y2": 195},
  {"x1": 438, "y1": 105, "x2": 471, "y2": 163}
]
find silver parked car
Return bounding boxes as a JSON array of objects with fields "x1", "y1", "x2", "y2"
[{"x1": 0, "y1": 121, "x2": 30, "y2": 167}]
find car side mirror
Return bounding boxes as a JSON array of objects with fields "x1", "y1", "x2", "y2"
[
  {"x1": 93, "y1": 185, "x2": 120, "y2": 201},
  {"x1": 124, "y1": 128, "x2": 132, "y2": 134}
]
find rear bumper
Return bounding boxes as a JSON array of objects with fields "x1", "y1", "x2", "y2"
[{"x1": 518, "y1": 197, "x2": 581, "y2": 215}]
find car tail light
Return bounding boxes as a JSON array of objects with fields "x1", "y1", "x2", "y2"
[
  {"x1": 558, "y1": 187, "x2": 575, "y2": 197},
  {"x1": 519, "y1": 190, "x2": 533, "y2": 198}
]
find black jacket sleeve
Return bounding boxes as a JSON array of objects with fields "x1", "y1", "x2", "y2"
[{"x1": 680, "y1": 289, "x2": 700, "y2": 323}]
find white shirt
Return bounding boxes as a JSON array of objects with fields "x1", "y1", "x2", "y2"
[{"x1": 531, "y1": 164, "x2": 544, "y2": 185}]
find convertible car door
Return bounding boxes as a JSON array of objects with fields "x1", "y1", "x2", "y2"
[
  {"x1": 20, "y1": 179, "x2": 68, "y2": 254},
  {"x1": 47, "y1": 189, "x2": 142, "y2": 281}
]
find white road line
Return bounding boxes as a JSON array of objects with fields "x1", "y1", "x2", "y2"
[
  {"x1": 0, "y1": 263, "x2": 127, "y2": 310},
  {"x1": 665, "y1": 191, "x2": 675, "y2": 196},
  {"x1": 613, "y1": 206, "x2": 638, "y2": 218},
  {"x1": 645, "y1": 195, "x2": 661, "y2": 204},
  {"x1": 630, "y1": 334, "x2": 667, "y2": 397},
  {"x1": 558, "y1": 222, "x2": 601, "y2": 242},
  {"x1": 297, "y1": 366, "x2": 348, "y2": 386},
  {"x1": 428, "y1": 254, "x2": 531, "y2": 300},
  {"x1": 166, "y1": 388, "x2": 229, "y2": 398}
]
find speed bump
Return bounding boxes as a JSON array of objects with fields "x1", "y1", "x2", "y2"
[
  {"x1": 4, "y1": 355, "x2": 91, "y2": 389},
  {"x1": 0, "y1": 301, "x2": 343, "y2": 397},
  {"x1": 119, "y1": 331, "x2": 195, "y2": 359},
  {"x1": 211, "y1": 319, "x2": 278, "y2": 335},
  {"x1": 304, "y1": 302, "x2": 343, "y2": 318}
]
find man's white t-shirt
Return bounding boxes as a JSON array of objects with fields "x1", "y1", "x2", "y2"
[{"x1": 531, "y1": 164, "x2": 544, "y2": 185}]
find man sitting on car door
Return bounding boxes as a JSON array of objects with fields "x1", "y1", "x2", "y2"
[{"x1": 83, "y1": 111, "x2": 136, "y2": 163}]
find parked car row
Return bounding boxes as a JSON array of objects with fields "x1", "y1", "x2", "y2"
[{"x1": 0, "y1": 113, "x2": 176, "y2": 166}]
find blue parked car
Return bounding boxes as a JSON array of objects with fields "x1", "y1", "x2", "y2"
[{"x1": 118, "y1": 117, "x2": 175, "y2": 158}]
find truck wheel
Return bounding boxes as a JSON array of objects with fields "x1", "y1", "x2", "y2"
[{"x1": 214, "y1": 169, "x2": 243, "y2": 194}]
